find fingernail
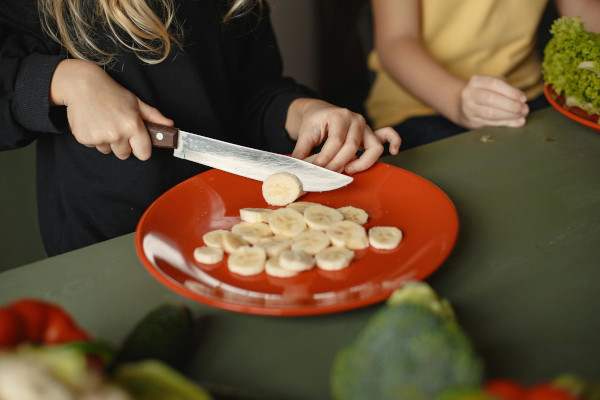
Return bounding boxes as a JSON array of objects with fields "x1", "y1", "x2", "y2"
[{"x1": 346, "y1": 165, "x2": 354, "y2": 174}]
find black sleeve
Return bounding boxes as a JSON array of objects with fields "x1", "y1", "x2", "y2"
[
  {"x1": 229, "y1": 2, "x2": 318, "y2": 154},
  {"x1": 0, "y1": 7, "x2": 67, "y2": 150}
]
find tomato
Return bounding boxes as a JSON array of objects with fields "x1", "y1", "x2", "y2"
[
  {"x1": 484, "y1": 379, "x2": 526, "y2": 400},
  {"x1": 0, "y1": 308, "x2": 27, "y2": 348},
  {"x1": 42, "y1": 306, "x2": 90, "y2": 344},
  {"x1": 523, "y1": 384, "x2": 579, "y2": 400},
  {"x1": 9, "y1": 299, "x2": 51, "y2": 342}
]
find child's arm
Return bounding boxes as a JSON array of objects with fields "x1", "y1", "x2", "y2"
[
  {"x1": 555, "y1": 0, "x2": 600, "y2": 32},
  {"x1": 49, "y1": 59, "x2": 173, "y2": 160},
  {"x1": 371, "y1": 0, "x2": 529, "y2": 130},
  {"x1": 285, "y1": 98, "x2": 401, "y2": 175}
]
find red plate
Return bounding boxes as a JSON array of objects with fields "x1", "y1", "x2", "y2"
[
  {"x1": 544, "y1": 85, "x2": 600, "y2": 132},
  {"x1": 135, "y1": 162, "x2": 459, "y2": 316}
]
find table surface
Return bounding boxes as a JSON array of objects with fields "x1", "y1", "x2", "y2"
[{"x1": 1, "y1": 107, "x2": 599, "y2": 400}]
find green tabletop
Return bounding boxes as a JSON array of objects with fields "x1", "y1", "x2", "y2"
[{"x1": 1, "y1": 107, "x2": 599, "y2": 399}]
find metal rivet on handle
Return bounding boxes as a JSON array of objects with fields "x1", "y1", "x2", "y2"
[{"x1": 156, "y1": 132, "x2": 164, "y2": 141}]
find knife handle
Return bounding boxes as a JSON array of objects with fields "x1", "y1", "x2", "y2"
[{"x1": 144, "y1": 121, "x2": 179, "y2": 149}]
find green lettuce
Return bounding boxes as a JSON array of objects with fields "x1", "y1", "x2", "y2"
[{"x1": 543, "y1": 17, "x2": 600, "y2": 115}]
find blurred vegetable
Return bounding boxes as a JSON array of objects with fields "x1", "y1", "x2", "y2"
[
  {"x1": 0, "y1": 299, "x2": 90, "y2": 349},
  {"x1": 330, "y1": 281, "x2": 484, "y2": 400},
  {"x1": 543, "y1": 17, "x2": 600, "y2": 116}
]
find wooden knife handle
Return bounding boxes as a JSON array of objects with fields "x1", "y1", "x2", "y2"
[{"x1": 144, "y1": 121, "x2": 179, "y2": 149}]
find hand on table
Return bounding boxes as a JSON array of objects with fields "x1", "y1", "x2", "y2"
[
  {"x1": 50, "y1": 59, "x2": 173, "y2": 160},
  {"x1": 287, "y1": 99, "x2": 401, "y2": 174},
  {"x1": 458, "y1": 75, "x2": 530, "y2": 129}
]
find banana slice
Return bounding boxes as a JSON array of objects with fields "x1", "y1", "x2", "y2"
[
  {"x1": 291, "y1": 230, "x2": 330, "y2": 255},
  {"x1": 326, "y1": 220, "x2": 369, "y2": 250},
  {"x1": 194, "y1": 246, "x2": 224, "y2": 264},
  {"x1": 227, "y1": 245, "x2": 266, "y2": 276},
  {"x1": 265, "y1": 255, "x2": 300, "y2": 278},
  {"x1": 268, "y1": 208, "x2": 307, "y2": 237},
  {"x1": 368, "y1": 226, "x2": 403, "y2": 250},
  {"x1": 315, "y1": 246, "x2": 354, "y2": 271},
  {"x1": 337, "y1": 206, "x2": 369, "y2": 225},
  {"x1": 254, "y1": 236, "x2": 293, "y2": 258},
  {"x1": 304, "y1": 204, "x2": 344, "y2": 231},
  {"x1": 303, "y1": 153, "x2": 318, "y2": 163},
  {"x1": 221, "y1": 231, "x2": 249, "y2": 254},
  {"x1": 202, "y1": 229, "x2": 229, "y2": 248},
  {"x1": 279, "y1": 249, "x2": 315, "y2": 272},
  {"x1": 262, "y1": 172, "x2": 305, "y2": 206},
  {"x1": 239, "y1": 207, "x2": 273, "y2": 223},
  {"x1": 286, "y1": 201, "x2": 319, "y2": 214},
  {"x1": 231, "y1": 221, "x2": 273, "y2": 244}
]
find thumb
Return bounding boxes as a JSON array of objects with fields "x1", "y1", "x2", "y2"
[{"x1": 138, "y1": 100, "x2": 174, "y2": 126}]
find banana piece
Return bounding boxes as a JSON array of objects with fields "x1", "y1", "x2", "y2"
[
  {"x1": 268, "y1": 208, "x2": 307, "y2": 237},
  {"x1": 315, "y1": 246, "x2": 355, "y2": 271},
  {"x1": 291, "y1": 230, "x2": 330, "y2": 255},
  {"x1": 221, "y1": 231, "x2": 249, "y2": 254},
  {"x1": 254, "y1": 236, "x2": 293, "y2": 258},
  {"x1": 265, "y1": 255, "x2": 300, "y2": 278},
  {"x1": 304, "y1": 204, "x2": 344, "y2": 231},
  {"x1": 227, "y1": 245, "x2": 266, "y2": 276},
  {"x1": 239, "y1": 207, "x2": 273, "y2": 223},
  {"x1": 337, "y1": 206, "x2": 369, "y2": 225},
  {"x1": 326, "y1": 220, "x2": 369, "y2": 250},
  {"x1": 194, "y1": 246, "x2": 224, "y2": 264},
  {"x1": 286, "y1": 201, "x2": 319, "y2": 214},
  {"x1": 262, "y1": 172, "x2": 305, "y2": 206},
  {"x1": 279, "y1": 249, "x2": 315, "y2": 272},
  {"x1": 303, "y1": 153, "x2": 318, "y2": 163},
  {"x1": 202, "y1": 229, "x2": 229, "y2": 248},
  {"x1": 231, "y1": 221, "x2": 273, "y2": 244},
  {"x1": 368, "y1": 226, "x2": 403, "y2": 250}
]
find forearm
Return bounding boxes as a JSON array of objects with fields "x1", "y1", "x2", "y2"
[
  {"x1": 376, "y1": 37, "x2": 466, "y2": 124},
  {"x1": 555, "y1": 0, "x2": 600, "y2": 32}
]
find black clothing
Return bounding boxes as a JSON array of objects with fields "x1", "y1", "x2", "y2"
[{"x1": 0, "y1": 0, "x2": 313, "y2": 256}]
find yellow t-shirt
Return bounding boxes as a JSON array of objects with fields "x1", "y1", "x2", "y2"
[{"x1": 365, "y1": 0, "x2": 548, "y2": 129}]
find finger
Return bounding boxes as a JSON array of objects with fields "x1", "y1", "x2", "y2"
[
  {"x1": 374, "y1": 127, "x2": 401, "y2": 154},
  {"x1": 129, "y1": 130, "x2": 153, "y2": 161},
  {"x1": 344, "y1": 130, "x2": 383, "y2": 174},
  {"x1": 320, "y1": 119, "x2": 362, "y2": 172},
  {"x1": 470, "y1": 114, "x2": 526, "y2": 127},
  {"x1": 138, "y1": 100, "x2": 174, "y2": 126},
  {"x1": 110, "y1": 140, "x2": 133, "y2": 160},
  {"x1": 469, "y1": 75, "x2": 527, "y2": 102},
  {"x1": 96, "y1": 144, "x2": 111, "y2": 154},
  {"x1": 466, "y1": 100, "x2": 528, "y2": 123},
  {"x1": 291, "y1": 131, "x2": 318, "y2": 160}
]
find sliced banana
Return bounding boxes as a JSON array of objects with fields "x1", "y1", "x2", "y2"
[
  {"x1": 368, "y1": 226, "x2": 403, "y2": 250},
  {"x1": 326, "y1": 220, "x2": 369, "y2": 250},
  {"x1": 279, "y1": 249, "x2": 315, "y2": 272},
  {"x1": 254, "y1": 236, "x2": 293, "y2": 258},
  {"x1": 268, "y1": 208, "x2": 307, "y2": 237},
  {"x1": 337, "y1": 206, "x2": 369, "y2": 225},
  {"x1": 303, "y1": 204, "x2": 344, "y2": 231},
  {"x1": 291, "y1": 230, "x2": 330, "y2": 255},
  {"x1": 202, "y1": 229, "x2": 229, "y2": 248},
  {"x1": 262, "y1": 171, "x2": 305, "y2": 206},
  {"x1": 265, "y1": 255, "x2": 300, "y2": 278},
  {"x1": 221, "y1": 231, "x2": 249, "y2": 254},
  {"x1": 227, "y1": 245, "x2": 266, "y2": 276},
  {"x1": 239, "y1": 207, "x2": 273, "y2": 223},
  {"x1": 286, "y1": 201, "x2": 319, "y2": 214},
  {"x1": 231, "y1": 221, "x2": 273, "y2": 244},
  {"x1": 194, "y1": 246, "x2": 224, "y2": 264},
  {"x1": 303, "y1": 153, "x2": 318, "y2": 163},
  {"x1": 315, "y1": 246, "x2": 355, "y2": 271}
]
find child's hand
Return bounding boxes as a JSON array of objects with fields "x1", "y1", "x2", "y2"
[
  {"x1": 458, "y1": 75, "x2": 529, "y2": 129},
  {"x1": 287, "y1": 99, "x2": 400, "y2": 174},
  {"x1": 50, "y1": 59, "x2": 173, "y2": 160}
]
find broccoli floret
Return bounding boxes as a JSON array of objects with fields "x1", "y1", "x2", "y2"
[
  {"x1": 330, "y1": 282, "x2": 483, "y2": 400},
  {"x1": 543, "y1": 17, "x2": 600, "y2": 115}
]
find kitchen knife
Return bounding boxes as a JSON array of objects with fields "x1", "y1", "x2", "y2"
[{"x1": 144, "y1": 121, "x2": 353, "y2": 192}]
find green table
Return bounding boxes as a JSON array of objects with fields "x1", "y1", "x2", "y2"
[{"x1": 1, "y1": 108, "x2": 599, "y2": 399}]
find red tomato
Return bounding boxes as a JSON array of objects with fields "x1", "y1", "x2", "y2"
[
  {"x1": 523, "y1": 384, "x2": 579, "y2": 400},
  {"x1": 484, "y1": 379, "x2": 527, "y2": 400},
  {"x1": 42, "y1": 306, "x2": 90, "y2": 344},
  {"x1": 9, "y1": 299, "x2": 51, "y2": 342},
  {"x1": 0, "y1": 308, "x2": 27, "y2": 349}
]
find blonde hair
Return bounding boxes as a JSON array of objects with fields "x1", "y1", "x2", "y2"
[{"x1": 39, "y1": 0, "x2": 262, "y2": 66}]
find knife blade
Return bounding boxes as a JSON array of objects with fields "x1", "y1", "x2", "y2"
[{"x1": 144, "y1": 121, "x2": 353, "y2": 192}]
